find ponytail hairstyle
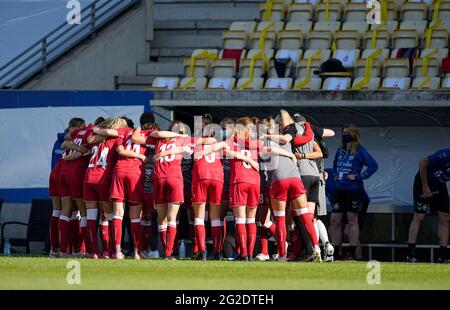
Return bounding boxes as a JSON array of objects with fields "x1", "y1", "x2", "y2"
[
  {"x1": 341, "y1": 123, "x2": 361, "y2": 156},
  {"x1": 278, "y1": 109, "x2": 294, "y2": 129},
  {"x1": 168, "y1": 120, "x2": 188, "y2": 135}
]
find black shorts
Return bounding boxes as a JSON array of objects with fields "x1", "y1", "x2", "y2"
[
  {"x1": 300, "y1": 175, "x2": 320, "y2": 203},
  {"x1": 332, "y1": 189, "x2": 364, "y2": 213},
  {"x1": 413, "y1": 173, "x2": 449, "y2": 214}
]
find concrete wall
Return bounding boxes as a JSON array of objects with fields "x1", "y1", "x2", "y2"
[{"x1": 22, "y1": 0, "x2": 152, "y2": 90}]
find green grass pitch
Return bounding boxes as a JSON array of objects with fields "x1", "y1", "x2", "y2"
[{"x1": 0, "y1": 256, "x2": 449, "y2": 290}]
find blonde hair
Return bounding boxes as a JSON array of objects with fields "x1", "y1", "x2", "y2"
[
  {"x1": 234, "y1": 117, "x2": 255, "y2": 139},
  {"x1": 258, "y1": 117, "x2": 275, "y2": 135},
  {"x1": 341, "y1": 124, "x2": 361, "y2": 156},
  {"x1": 100, "y1": 117, "x2": 127, "y2": 129},
  {"x1": 168, "y1": 120, "x2": 188, "y2": 135},
  {"x1": 278, "y1": 109, "x2": 294, "y2": 128}
]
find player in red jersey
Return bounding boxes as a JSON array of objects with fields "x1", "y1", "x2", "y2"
[
  {"x1": 58, "y1": 118, "x2": 96, "y2": 258},
  {"x1": 191, "y1": 116, "x2": 229, "y2": 260},
  {"x1": 83, "y1": 117, "x2": 127, "y2": 259},
  {"x1": 48, "y1": 118, "x2": 85, "y2": 258},
  {"x1": 150, "y1": 121, "x2": 193, "y2": 260}
]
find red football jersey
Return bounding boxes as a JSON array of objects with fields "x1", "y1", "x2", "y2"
[
  {"x1": 192, "y1": 143, "x2": 224, "y2": 182},
  {"x1": 114, "y1": 128, "x2": 152, "y2": 173},
  {"x1": 153, "y1": 136, "x2": 190, "y2": 180},
  {"x1": 84, "y1": 136, "x2": 119, "y2": 184},
  {"x1": 227, "y1": 139, "x2": 260, "y2": 185},
  {"x1": 62, "y1": 124, "x2": 94, "y2": 172}
]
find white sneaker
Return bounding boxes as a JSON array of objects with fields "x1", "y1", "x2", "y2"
[
  {"x1": 324, "y1": 242, "x2": 334, "y2": 262},
  {"x1": 115, "y1": 252, "x2": 126, "y2": 260},
  {"x1": 255, "y1": 253, "x2": 270, "y2": 261},
  {"x1": 133, "y1": 253, "x2": 141, "y2": 260},
  {"x1": 313, "y1": 246, "x2": 322, "y2": 262},
  {"x1": 271, "y1": 253, "x2": 279, "y2": 261},
  {"x1": 49, "y1": 250, "x2": 59, "y2": 258}
]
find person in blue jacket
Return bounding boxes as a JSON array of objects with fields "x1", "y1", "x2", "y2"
[
  {"x1": 51, "y1": 131, "x2": 67, "y2": 169},
  {"x1": 407, "y1": 148, "x2": 450, "y2": 263},
  {"x1": 329, "y1": 124, "x2": 378, "y2": 260}
]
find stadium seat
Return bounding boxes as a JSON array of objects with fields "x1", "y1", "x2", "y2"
[
  {"x1": 432, "y1": 2, "x2": 450, "y2": 21},
  {"x1": 151, "y1": 77, "x2": 180, "y2": 90},
  {"x1": 314, "y1": 21, "x2": 341, "y2": 33},
  {"x1": 351, "y1": 77, "x2": 381, "y2": 89},
  {"x1": 250, "y1": 31, "x2": 277, "y2": 49},
  {"x1": 422, "y1": 29, "x2": 448, "y2": 49},
  {"x1": 265, "y1": 77, "x2": 293, "y2": 89},
  {"x1": 364, "y1": 30, "x2": 390, "y2": 49},
  {"x1": 191, "y1": 49, "x2": 218, "y2": 58},
  {"x1": 222, "y1": 31, "x2": 247, "y2": 49},
  {"x1": 420, "y1": 48, "x2": 449, "y2": 62},
  {"x1": 370, "y1": 21, "x2": 399, "y2": 35},
  {"x1": 246, "y1": 49, "x2": 275, "y2": 60},
  {"x1": 334, "y1": 30, "x2": 361, "y2": 49},
  {"x1": 183, "y1": 58, "x2": 208, "y2": 77},
  {"x1": 332, "y1": 49, "x2": 360, "y2": 67},
  {"x1": 441, "y1": 77, "x2": 450, "y2": 88},
  {"x1": 303, "y1": 49, "x2": 332, "y2": 62},
  {"x1": 211, "y1": 59, "x2": 236, "y2": 78},
  {"x1": 269, "y1": 59, "x2": 295, "y2": 77},
  {"x1": 344, "y1": 3, "x2": 367, "y2": 21},
  {"x1": 354, "y1": 59, "x2": 382, "y2": 78},
  {"x1": 179, "y1": 77, "x2": 208, "y2": 90},
  {"x1": 381, "y1": 77, "x2": 411, "y2": 89},
  {"x1": 229, "y1": 21, "x2": 257, "y2": 36},
  {"x1": 436, "y1": 20, "x2": 450, "y2": 33},
  {"x1": 296, "y1": 59, "x2": 322, "y2": 77},
  {"x1": 390, "y1": 48, "x2": 419, "y2": 59},
  {"x1": 383, "y1": 58, "x2": 410, "y2": 77},
  {"x1": 236, "y1": 77, "x2": 265, "y2": 90},
  {"x1": 411, "y1": 77, "x2": 440, "y2": 89},
  {"x1": 393, "y1": 30, "x2": 419, "y2": 48},
  {"x1": 239, "y1": 59, "x2": 265, "y2": 78},
  {"x1": 399, "y1": 21, "x2": 427, "y2": 37},
  {"x1": 316, "y1": 3, "x2": 341, "y2": 21},
  {"x1": 413, "y1": 58, "x2": 440, "y2": 77},
  {"x1": 277, "y1": 30, "x2": 304, "y2": 49},
  {"x1": 285, "y1": 21, "x2": 313, "y2": 33},
  {"x1": 307, "y1": 31, "x2": 333, "y2": 49},
  {"x1": 208, "y1": 78, "x2": 236, "y2": 90},
  {"x1": 322, "y1": 77, "x2": 351, "y2": 90},
  {"x1": 287, "y1": 3, "x2": 314, "y2": 21},
  {"x1": 400, "y1": 2, "x2": 427, "y2": 21},
  {"x1": 270, "y1": 50, "x2": 302, "y2": 77},
  {"x1": 293, "y1": 77, "x2": 322, "y2": 89},
  {"x1": 342, "y1": 21, "x2": 369, "y2": 37},
  {"x1": 260, "y1": 2, "x2": 285, "y2": 21},
  {"x1": 361, "y1": 49, "x2": 390, "y2": 64},
  {"x1": 276, "y1": 49, "x2": 303, "y2": 62},
  {"x1": 257, "y1": 22, "x2": 285, "y2": 33}
]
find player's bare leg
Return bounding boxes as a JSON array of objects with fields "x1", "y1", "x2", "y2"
[
  {"x1": 112, "y1": 201, "x2": 125, "y2": 259},
  {"x1": 129, "y1": 204, "x2": 143, "y2": 260},
  {"x1": 233, "y1": 206, "x2": 248, "y2": 260},
  {"x1": 49, "y1": 197, "x2": 62, "y2": 257},
  {"x1": 85, "y1": 201, "x2": 99, "y2": 259}
]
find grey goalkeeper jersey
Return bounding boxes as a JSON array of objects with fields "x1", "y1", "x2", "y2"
[
  {"x1": 294, "y1": 122, "x2": 320, "y2": 178},
  {"x1": 267, "y1": 140, "x2": 301, "y2": 184}
]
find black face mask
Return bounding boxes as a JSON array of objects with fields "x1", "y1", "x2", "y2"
[{"x1": 342, "y1": 134, "x2": 353, "y2": 144}]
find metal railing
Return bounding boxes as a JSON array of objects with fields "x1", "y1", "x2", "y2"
[{"x1": 0, "y1": 0, "x2": 138, "y2": 88}]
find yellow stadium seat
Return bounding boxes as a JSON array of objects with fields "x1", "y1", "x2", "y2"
[
  {"x1": 257, "y1": 22, "x2": 285, "y2": 33},
  {"x1": 400, "y1": 2, "x2": 427, "y2": 20},
  {"x1": 250, "y1": 31, "x2": 277, "y2": 49},
  {"x1": 354, "y1": 59, "x2": 382, "y2": 77},
  {"x1": 183, "y1": 58, "x2": 208, "y2": 77},
  {"x1": 211, "y1": 59, "x2": 236, "y2": 78},
  {"x1": 287, "y1": 3, "x2": 314, "y2": 21},
  {"x1": 344, "y1": 3, "x2": 367, "y2": 21},
  {"x1": 269, "y1": 58, "x2": 295, "y2": 78},
  {"x1": 334, "y1": 30, "x2": 361, "y2": 49},
  {"x1": 277, "y1": 30, "x2": 304, "y2": 49},
  {"x1": 296, "y1": 59, "x2": 322, "y2": 77},
  {"x1": 314, "y1": 21, "x2": 341, "y2": 33},
  {"x1": 260, "y1": 2, "x2": 285, "y2": 21},
  {"x1": 361, "y1": 49, "x2": 390, "y2": 64},
  {"x1": 229, "y1": 21, "x2": 257, "y2": 36},
  {"x1": 191, "y1": 49, "x2": 218, "y2": 58},
  {"x1": 393, "y1": 30, "x2": 419, "y2": 48},
  {"x1": 400, "y1": 21, "x2": 427, "y2": 37},
  {"x1": 222, "y1": 31, "x2": 247, "y2": 49},
  {"x1": 285, "y1": 21, "x2": 313, "y2": 33},
  {"x1": 332, "y1": 49, "x2": 360, "y2": 67},
  {"x1": 151, "y1": 77, "x2": 180, "y2": 90},
  {"x1": 239, "y1": 59, "x2": 265, "y2": 78},
  {"x1": 381, "y1": 77, "x2": 411, "y2": 89},
  {"x1": 432, "y1": 2, "x2": 450, "y2": 21},
  {"x1": 422, "y1": 29, "x2": 448, "y2": 49},
  {"x1": 303, "y1": 49, "x2": 332, "y2": 62},
  {"x1": 420, "y1": 48, "x2": 449, "y2": 62},
  {"x1": 342, "y1": 21, "x2": 369, "y2": 37},
  {"x1": 364, "y1": 30, "x2": 390, "y2": 49},
  {"x1": 316, "y1": 3, "x2": 341, "y2": 21},
  {"x1": 293, "y1": 77, "x2": 322, "y2": 89},
  {"x1": 307, "y1": 31, "x2": 333, "y2": 49},
  {"x1": 351, "y1": 78, "x2": 381, "y2": 90},
  {"x1": 383, "y1": 58, "x2": 410, "y2": 77},
  {"x1": 246, "y1": 49, "x2": 275, "y2": 60},
  {"x1": 370, "y1": 21, "x2": 399, "y2": 35},
  {"x1": 413, "y1": 58, "x2": 440, "y2": 77}
]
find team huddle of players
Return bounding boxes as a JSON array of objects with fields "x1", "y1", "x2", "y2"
[{"x1": 48, "y1": 110, "x2": 335, "y2": 261}]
